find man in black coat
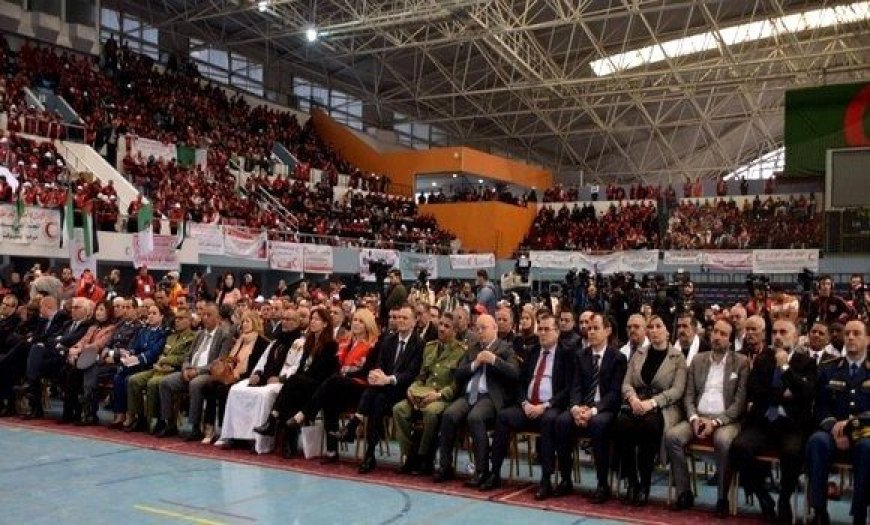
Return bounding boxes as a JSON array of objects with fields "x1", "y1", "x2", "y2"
[
  {"x1": 555, "y1": 312, "x2": 627, "y2": 503},
  {"x1": 339, "y1": 304, "x2": 424, "y2": 474},
  {"x1": 0, "y1": 294, "x2": 22, "y2": 415},
  {"x1": 730, "y1": 319, "x2": 817, "y2": 523},
  {"x1": 433, "y1": 314, "x2": 520, "y2": 486},
  {"x1": 480, "y1": 312, "x2": 573, "y2": 499}
]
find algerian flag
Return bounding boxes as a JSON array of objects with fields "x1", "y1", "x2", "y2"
[
  {"x1": 12, "y1": 184, "x2": 24, "y2": 232},
  {"x1": 137, "y1": 200, "x2": 154, "y2": 254},
  {"x1": 83, "y1": 209, "x2": 99, "y2": 257},
  {"x1": 61, "y1": 192, "x2": 74, "y2": 247}
]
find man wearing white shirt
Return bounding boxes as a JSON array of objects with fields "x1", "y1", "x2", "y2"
[
  {"x1": 804, "y1": 321, "x2": 840, "y2": 367},
  {"x1": 619, "y1": 314, "x2": 650, "y2": 361},
  {"x1": 674, "y1": 312, "x2": 710, "y2": 366},
  {"x1": 665, "y1": 320, "x2": 749, "y2": 516}
]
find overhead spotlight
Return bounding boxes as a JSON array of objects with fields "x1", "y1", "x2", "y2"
[
  {"x1": 305, "y1": 27, "x2": 319, "y2": 43},
  {"x1": 431, "y1": 182, "x2": 438, "y2": 187},
  {"x1": 477, "y1": 179, "x2": 484, "y2": 184},
  {"x1": 452, "y1": 173, "x2": 458, "y2": 178},
  {"x1": 257, "y1": 0, "x2": 269, "y2": 12}
]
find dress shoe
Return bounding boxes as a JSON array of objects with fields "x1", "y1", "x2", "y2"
[
  {"x1": 319, "y1": 452, "x2": 339, "y2": 465},
  {"x1": 358, "y1": 456, "x2": 376, "y2": 474},
  {"x1": 151, "y1": 420, "x2": 167, "y2": 436},
  {"x1": 479, "y1": 472, "x2": 501, "y2": 491},
  {"x1": 589, "y1": 485, "x2": 611, "y2": 504},
  {"x1": 185, "y1": 430, "x2": 205, "y2": 442},
  {"x1": 777, "y1": 496, "x2": 793, "y2": 524},
  {"x1": 397, "y1": 454, "x2": 418, "y2": 474},
  {"x1": 620, "y1": 485, "x2": 637, "y2": 505},
  {"x1": 633, "y1": 485, "x2": 650, "y2": 507},
  {"x1": 534, "y1": 479, "x2": 554, "y2": 501},
  {"x1": 464, "y1": 472, "x2": 488, "y2": 488},
  {"x1": 553, "y1": 479, "x2": 573, "y2": 497},
  {"x1": 715, "y1": 498, "x2": 730, "y2": 518},
  {"x1": 414, "y1": 461, "x2": 434, "y2": 476},
  {"x1": 755, "y1": 489, "x2": 777, "y2": 522},
  {"x1": 808, "y1": 508, "x2": 829, "y2": 525},
  {"x1": 124, "y1": 417, "x2": 147, "y2": 433},
  {"x1": 155, "y1": 426, "x2": 178, "y2": 438},
  {"x1": 333, "y1": 418, "x2": 360, "y2": 443},
  {"x1": 253, "y1": 415, "x2": 278, "y2": 436},
  {"x1": 433, "y1": 467, "x2": 455, "y2": 483},
  {"x1": 672, "y1": 490, "x2": 694, "y2": 511}
]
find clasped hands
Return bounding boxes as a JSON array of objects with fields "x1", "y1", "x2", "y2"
[
  {"x1": 627, "y1": 395, "x2": 656, "y2": 416},
  {"x1": 570, "y1": 405, "x2": 593, "y2": 427},
  {"x1": 368, "y1": 368, "x2": 393, "y2": 386},
  {"x1": 474, "y1": 350, "x2": 497, "y2": 367}
]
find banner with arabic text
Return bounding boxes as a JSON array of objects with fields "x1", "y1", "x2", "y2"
[
  {"x1": 224, "y1": 226, "x2": 267, "y2": 260},
  {"x1": 302, "y1": 244, "x2": 334, "y2": 274},
  {"x1": 752, "y1": 249, "x2": 819, "y2": 274},
  {"x1": 529, "y1": 250, "x2": 659, "y2": 274},
  {"x1": 269, "y1": 241, "x2": 304, "y2": 272},
  {"x1": 187, "y1": 222, "x2": 225, "y2": 255},
  {"x1": 0, "y1": 204, "x2": 61, "y2": 247},
  {"x1": 132, "y1": 234, "x2": 180, "y2": 271},
  {"x1": 399, "y1": 252, "x2": 438, "y2": 280},
  {"x1": 448, "y1": 253, "x2": 495, "y2": 270}
]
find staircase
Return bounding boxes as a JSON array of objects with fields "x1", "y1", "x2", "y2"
[
  {"x1": 56, "y1": 140, "x2": 139, "y2": 211},
  {"x1": 242, "y1": 184, "x2": 298, "y2": 229}
]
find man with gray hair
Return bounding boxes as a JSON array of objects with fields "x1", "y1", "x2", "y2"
[{"x1": 18, "y1": 297, "x2": 93, "y2": 419}]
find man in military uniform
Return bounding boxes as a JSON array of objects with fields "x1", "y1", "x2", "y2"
[
  {"x1": 806, "y1": 319, "x2": 868, "y2": 525},
  {"x1": 127, "y1": 305, "x2": 197, "y2": 434},
  {"x1": 393, "y1": 312, "x2": 466, "y2": 475}
]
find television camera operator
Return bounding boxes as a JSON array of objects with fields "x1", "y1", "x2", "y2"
[
  {"x1": 847, "y1": 273, "x2": 868, "y2": 321},
  {"x1": 806, "y1": 274, "x2": 853, "y2": 326}
]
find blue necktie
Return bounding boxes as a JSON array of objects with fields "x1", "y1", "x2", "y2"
[
  {"x1": 850, "y1": 363, "x2": 858, "y2": 378},
  {"x1": 765, "y1": 367, "x2": 784, "y2": 422}
]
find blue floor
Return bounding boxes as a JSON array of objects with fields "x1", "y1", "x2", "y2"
[{"x1": 0, "y1": 426, "x2": 625, "y2": 525}]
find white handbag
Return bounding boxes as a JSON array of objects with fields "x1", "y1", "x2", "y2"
[{"x1": 298, "y1": 423, "x2": 324, "y2": 459}]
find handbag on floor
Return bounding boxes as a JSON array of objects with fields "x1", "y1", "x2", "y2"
[{"x1": 299, "y1": 423, "x2": 324, "y2": 459}]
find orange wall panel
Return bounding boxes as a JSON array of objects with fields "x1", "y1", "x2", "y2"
[
  {"x1": 311, "y1": 110, "x2": 552, "y2": 196},
  {"x1": 419, "y1": 202, "x2": 537, "y2": 259}
]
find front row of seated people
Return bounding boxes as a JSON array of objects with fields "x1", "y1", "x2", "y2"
[{"x1": 0, "y1": 295, "x2": 866, "y2": 525}]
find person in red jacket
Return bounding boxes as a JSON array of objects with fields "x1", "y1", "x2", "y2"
[
  {"x1": 75, "y1": 270, "x2": 106, "y2": 303},
  {"x1": 134, "y1": 265, "x2": 156, "y2": 299}
]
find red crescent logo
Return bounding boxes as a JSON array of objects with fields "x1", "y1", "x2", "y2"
[
  {"x1": 44, "y1": 221, "x2": 58, "y2": 239},
  {"x1": 844, "y1": 84, "x2": 870, "y2": 147}
]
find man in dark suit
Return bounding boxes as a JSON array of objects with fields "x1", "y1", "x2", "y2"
[
  {"x1": 674, "y1": 312, "x2": 710, "y2": 366},
  {"x1": 416, "y1": 303, "x2": 439, "y2": 344},
  {"x1": 433, "y1": 314, "x2": 520, "y2": 486},
  {"x1": 730, "y1": 319, "x2": 817, "y2": 523},
  {"x1": 157, "y1": 302, "x2": 233, "y2": 439},
  {"x1": 18, "y1": 296, "x2": 90, "y2": 419},
  {"x1": 0, "y1": 294, "x2": 22, "y2": 415},
  {"x1": 558, "y1": 309, "x2": 581, "y2": 350},
  {"x1": 804, "y1": 321, "x2": 840, "y2": 367},
  {"x1": 665, "y1": 319, "x2": 749, "y2": 516},
  {"x1": 555, "y1": 312, "x2": 627, "y2": 503},
  {"x1": 480, "y1": 312, "x2": 572, "y2": 499},
  {"x1": 341, "y1": 304, "x2": 424, "y2": 474},
  {"x1": 806, "y1": 319, "x2": 868, "y2": 525}
]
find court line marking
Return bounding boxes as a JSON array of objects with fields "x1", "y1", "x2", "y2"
[
  {"x1": 133, "y1": 504, "x2": 228, "y2": 525},
  {"x1": 157, "y1": 499, "x2": 258, "y2": 522}
]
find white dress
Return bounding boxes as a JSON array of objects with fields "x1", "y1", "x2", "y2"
[{"x1": 219, "y1": 338, "x2": 304, "y2": 454}]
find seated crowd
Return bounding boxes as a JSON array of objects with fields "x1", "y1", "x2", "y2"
[
  {"x1": 419, "y1": 185, "x2": 536, "y2": 207},
  {"x1": 0, "y1": 266, "x2": 866, "y2": 525},
  {"x1": 543, "y1": 176, "x2": 778, "y2": 203},
  {"x1": 521, "y1": 202, "x2": 659, "y2": 251},
  {"x1": 664, "y1": 194, "x2": 822, "y2": 249}
]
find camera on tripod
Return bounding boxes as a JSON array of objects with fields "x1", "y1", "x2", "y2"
[
  {"x1": 369, "y1": 260, "x2": 393, "y2": 283},
  {"x1": 745, "y1": 273, "x2": 770, "y2": 294}
]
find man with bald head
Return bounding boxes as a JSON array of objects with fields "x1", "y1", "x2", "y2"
[
  {"x1": 434, "y1": 314, "x2": 520, "y2": 486},
  {"x1": 806, "y1": 319, "x2": 868, "y2": 525},
  {"x1": 731, "y1": 319, "x2": 817, "y2": 523}
]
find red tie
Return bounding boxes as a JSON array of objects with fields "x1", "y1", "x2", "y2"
[{"x1": 529, "y1": 350, "x2": 551, "y2": 404}]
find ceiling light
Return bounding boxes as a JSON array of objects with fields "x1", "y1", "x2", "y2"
[
  {"x1": 431, "y1": 182, "x2": 438, "y2": 187},
  {"x1": 257, "y1": 0, "x2": 269, "y2": 12},
  {"x1": 452, "y1": 173, "x2": 457, "y2": 178},
  {"x1": 305, "y1": 28, "x2": 319, "y2": 43},
  {"x1": 478, "y1": 179, "x2": 484, "y2": 184},
  {"x1": 589, "y1": 1, "x2": 870, "y2": 76}
]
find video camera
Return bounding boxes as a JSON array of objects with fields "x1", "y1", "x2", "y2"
[
  {"x1": 745, "y1": 273, "x2": 771, "y2": 294},
  {"x1": 369, "y1": 260, "x2": 393, "y2": 283},
  {"x1": 797, "y1": 268, "x2": 816, "y2": 293}
]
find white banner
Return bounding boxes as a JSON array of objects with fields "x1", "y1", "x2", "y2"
[
  {"x1": 752, "y1": 249, "x2": 820, "y2": 274},
  {"x1": 132, "y1": 234, "x2": 180, "y2": 271},
  {"x1": 359, "y1": 248, "x2": 400, "y2": 282},
  {"x1": 530, "y1": 250, "x2": 659, "y2": 274},
  {"x1": 704, "y1": 251, "x2": 753, "y2": 271},
  {"x1": 188, "y1": 222, "x2": 225, "y2": 255},
  {"x1": 224, "y1": 226, "x2": 267, "y2": 260},
  {"x1": 449, "y1": 253, "x2": 495, "y2": 270},
  {"x1": 0, "y1": 204, "x2": 61, "y2": 247},
  {"x1": 399, "y1": 252, "x2": 439, "y2": 280},
  {"x1": 269, "y1": 241, "x2": 304, "y2": 272},
  {"x1": 662, "y1": 251, "x2": 705, "y2": 266},
  {"x1": 303, "y1": 244, "x2": 334, "y2": 274},
  {"x1": 69, "y1": 228, "x2": 96, "y2": 278},
  {"x1": 126, "y1": 135, "x2": 177, "y2": 163}
]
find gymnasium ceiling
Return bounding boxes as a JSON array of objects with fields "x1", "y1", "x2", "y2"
[{"x1": 106, "y1": 0, "x2": 870, "y2": 183}]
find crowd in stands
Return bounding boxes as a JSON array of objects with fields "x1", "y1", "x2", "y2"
[
  {"x1": 542, "y1": 177, "x2": 778, "y2": 204},
  {"x1": 0, "y1": 263, "x2": 867, "y2": 525},
  {"x1": 664, "y1": 194, "x2": 822, "y2": 249},
  {"x1": 520, "y1": 202, "x2": 659, "y2": 251},
  {"x1": 419, "y1": 185, "x2": 536, "y2": 207}
]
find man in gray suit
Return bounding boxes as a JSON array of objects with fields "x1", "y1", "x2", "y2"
[
  {"x1": 664, "y1": 319, "x2": 749, "y2": 516},
  {"x1": 434, "y1": 314, "x2": 520, "y2": 487},
  {"x1": 156, "y1": 302, "x2": 233, "y2": 440}
]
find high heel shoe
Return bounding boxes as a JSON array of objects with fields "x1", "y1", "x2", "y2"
[{"x1": 253, "y1": 415, "x2": 278, "y2": 436}]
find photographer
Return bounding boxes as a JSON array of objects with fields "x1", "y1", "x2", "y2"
[
  {"x1": 675, "y1": 280, "x2": 704, "y2": 330},
  {"x1": 847, "y1": 273, "x2": 868, "y2": 320},
  {"x1": 807, "y1": 275, "x2": 853, "y2": 325},
  {"x1": 383, "y1": 269, "x2": 407, "y2": 315}
]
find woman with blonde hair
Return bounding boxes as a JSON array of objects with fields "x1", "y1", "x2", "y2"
[
  {"x1": 201, "y1": 310, "x2": 270, "y2": 443},
  {"x1": 287, "y1": 308, "x2": 380, "y2": 462}
]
